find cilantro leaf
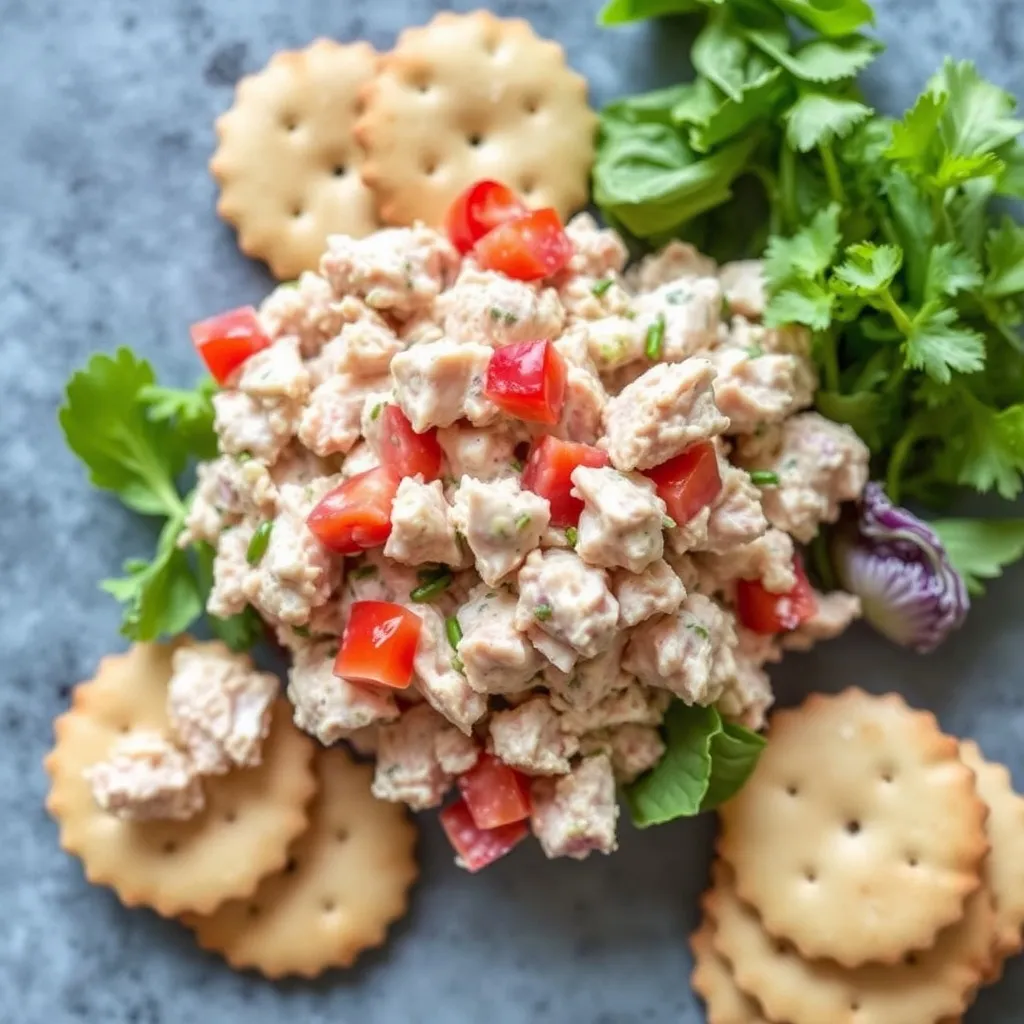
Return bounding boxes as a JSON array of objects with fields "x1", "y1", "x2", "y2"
[
  {"x1": 683, "y1": 69, "x2": 785, "y2": 153},
  {"x1": 100, "y1": 516, "x2": 202, "y2": 641},
  {"x1": 772, "y1": 0, "x2": 874, "y2": 37},
  {"x1": 784, "y1": 93, "x2": 872, "y2": 153},
  {"x1": 140, "y1": 377, "x2": 218, "y2": 460},
  {"x1": 903, "y1": 304, "x2": 986, "y2": 383},
  {"x1": 746, "y1": 30, "x2": 882, "y2": 84},
  {"x1": 931, "y1": 518, "x2": 1024, "y2": 595},
  {"x1": 886, "y1": 92, "x2": 945, "y2": 176},
  {"x1": 952, "y1": 401, "x2": 1024, "y2": 499},
  {"x1": 924, "y1": 243, "x2": 983, "y2": 301},
  {"x1": 984, "y1": 217, "x2": 1024, "y2": 299},
  {"x1": 832, "y1": 242, "x2": 903, "y2": 295},
  {"x1": 763, "y1": 203, "x2": 841, "y2": 288},
  {"x1": 691, "y1": 8, "x2": 750, "y2": 103},
  {"x1": 627, "y1": 702, "x2": 765, "y2": 826},
  {"x1": 59, "y1": 348, "x2": 186, "y2": 518},
  {"x1": 764, "y1": 282, "x2": 834, "y2": 330}
]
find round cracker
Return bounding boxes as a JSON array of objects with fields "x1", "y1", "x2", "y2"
[
  {"x1": 692, "y1": 917, "x2": 770, "y2": 1024},
  {"x1": 184, "y1": 746, "x2": 418, "y2": 978},
  {"x1": 356, "y1": 10, "x2": 596, "y2": 227},
  {"x1": 717, "y1": 689, "x2": 988, "y2": 967},
  {"x1": 44, "y1": 641, "x2": 316, "y2": 917},
  {"x1": 211, "y1": 39, "x2": 382, "y2": 279},
  {"x1": 709, "y1": 862, "x2": 995, "y2": 1024},
  {"x1": 959, "y1": 740, "x2": 1024, "y2": 976}
]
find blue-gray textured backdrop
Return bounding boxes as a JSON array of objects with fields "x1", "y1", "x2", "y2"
[{"x1": 3, "y1": 0, "x2": 1023, "y2": 1021}]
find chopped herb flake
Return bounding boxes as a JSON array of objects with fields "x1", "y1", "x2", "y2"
[
  {"x1": 749, "y1": 470, "x2": 780, "y2": 487},
  {"x1": 666, "y1": 288, "x2": 690, "y2": 305},
  {"x1": 591, "y1": 278, "x2": 614, "y2": 297},
  {"x1": 451, "y1": 655, "x2": 465, "y2": 673},
  {"x1": 370, "y1": 402, "x2": 382, "y2": 421},
  {"x1": 409, "y1": 571, "x2": 453, "y2": 603},
  {"x1": 534, "y1": 603, "x2": 554, "y2": 621},
  {"x1": 235, "y1": 451, "x2": 252, "y2": 463},
  {"x1": 445, "y1": 615, "x2": 462, "y2": 651},
  {"x1": 565, "y1": 526, "x2": 578, "y2": 548},
  {"x1": 246, "y1": 521, "x2": 273, "y2": 565},
  {"x1": 687, "y1": 622, "x2": 710, "y2": 640},
  {"x1": 746, "y1": 344, "x2": 765, "y2": 359},
  {"x1": 662, "y1": 515, "x2": 677, "y2": 530},
  {"x1": 515, "y1": 512, "x2": 532, "y2": 531},
  {"x1": 489, "y1": 306, "x2": 519, "y2": 326},
  {"x1": 645, "y1": 314, "x2": 666, "y2": 360},
  {"x1": 351, "y1": 564, "x2": 377, "y2": 579},
  {"x1": 510, "y1": 458, "x2": 524, "y2": 473}
]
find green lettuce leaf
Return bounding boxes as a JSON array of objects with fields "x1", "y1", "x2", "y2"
[{"x1": 932, "y1": 518, "x2": 1024, "y2": 594}]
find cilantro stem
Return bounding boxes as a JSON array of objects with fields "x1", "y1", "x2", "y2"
[
  {"x1": 886, "y1": 419, "x2": 926, "y2": 503},
  {"x1": 779, "y1": 143, "x2": 797, "y2": 233},
  {"x1": 818, "y1": 143, "x2": 844, "y2": 207},
  {"x1": 815, "y1": 329, "x2": 841, "y2": 393},
  {"x1": 877, "y1": 287, "x2": 914, "y2": 337}
]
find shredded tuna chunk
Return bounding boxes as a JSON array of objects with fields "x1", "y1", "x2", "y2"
[
  {"x1": 166, "y1": 644, "x2": 278, "y2": 774},
  {"x1": 456, "y1": 585, "x2": 542, "y2": 694},
  {"x1": 710, "y1": 346, "x2": 816, "y2": 434},
  {"x1": 551, "y1": 364, "x2": 606, "y2": 445},
  {"x1": 299, "y1": 373, "x2": 391, "y2": 456},
  {"x1": 782, "y1": 590, "x2": 862, "y2": 652},
  {"x1": 627, "y1": 241, "x2": 717, "y2": 292},
  {"x1": 734, "y1": 412, "x2": 870, "y2": 542},
  {"x1": 320, "y1": 225, "x2": 458, "y2": 319},
  {"x1": 206, "y1": 524, "x2": 254, "y2": 619},
  {"x1": 437, "y1": 423, "x2": 521, "y2": 483},
  {"x1": 719, "y1": 261, "x2": 766, "y2": 320},
  {"x1": 489, "y1": 696, "x2": 579, "y2": 775},
  {"x1": 258, "y1": 273, "x2": 357, "y2": 357},
  {"x1": 242, "y1": 508, "x2": 336, "y2": 626},
  {"x1": 287, "y1": 642, "x2": 399, "y2": 743},
  {"x1": 371, "y1": 705, "x2": 457, "y2": 810},
  {"x1": 384, "y1": 478, "x2": 464, "y2": 567},
  {"x1": 450, "y1": 476, "x2": 550, "y2": 586},
  {"x1": 716, "y1": 626, "x2": 778, "y2": 731},
  {"x1": 572, "y1": 466, "x2": 667, "y2": 573},
  {"x1": 438, "y1": 267, "x2": 565, "y2": 346},
  {"x1": 562, "y1": 213, "x2": 629, "y2": 278},
  {"x1": 179, "y1": 454, "x2": 278, "y2": 547},
  {"x1": 704, "y1": 465, "x2": 768, "y2": 554},
  {"x1": 545, "y1": 635, "x2": 631, "y2": 713},
  {"x1": 85, "y1": 730, "x2": 204, "y2": 822},
  {"x1": 557, "y1": 680, "x2": 669, "y2": 734},
  {"x1": 584, "y1": 316, "x2": 648, "y2": 373},
  {"x1": 405, "y1": 603, "x2": 487, "y2": 733},
  {"x1": 558, "y1": 274, "x2": 634, "y2": 322},
  {"x1": 623, "y1": 594, "x2": 738, "y2": 706},
  {"x1": 579, "y1": 724, "x2": 666, "y2": 783},
  {"x1": 515, "y1": 549, "x2": 619, "y2": 664},
  {"x1": 213, "y1": 391, "x2": 300, "y2": 463},
  {"x1": 340, "y1": 440, "x2": 381, "y2": 479},
  {"x1": 697, "y1": 527, "x2": 796, "y2": 595},
  {"x1": 530, "y1": 754, "x2": 619, "y2": 860},
  {"x1": 435, "y1": 726, "x2": 480, "y2": 775},
  {"x1": 236, "y1": 337, "x2": 311, "y2": 402},
  {"x1": 390, "y1": 339, "x2": 497, "y2": 431},
  {"x1": 602, "y1": 359, "x2": 729, "y2": 471},
  {"x1": 611, "y1": 558, "x2": 686, "y2": 627}
]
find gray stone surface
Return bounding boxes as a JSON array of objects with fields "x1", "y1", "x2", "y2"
[{"x1": 2, "y1": 0, "x2": 1023, "y2": 1021}]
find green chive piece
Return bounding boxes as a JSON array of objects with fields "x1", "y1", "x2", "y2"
[
  {"x1": 351, "y1": 564, "x2": 377, "y2": 579},
  {"x1": 591, "y1": 278, "x2": 614, "y2": 297},
  {"x1": 662, "y1": 515, "x2": 677, "y2": 530},
  {"x1": 688, "y1": 622, "x2": 710, "y2": 640},
  {"x1": 510, "y1": 458, "x2": 524, "y2": 473},
  {"x1": 451, "y1": 655, "x2": 465, "y2": 673},
  {"x1": 644, "y1": 314, "x2": 666, "y2": 361},
  {"x1": 534, "y1": 603, "x2": 553, "y2": 621},
  {"x1": 370, "y1": 402, "x2": 382, "y2": 421},
  {"x1": 515, "y1": 512, "x2": 532, "y2": 531},
  {"x1": 235, "y1": 451, "x2": 253, "y2": 463},
  {"x1": 409, "y1": 571, "x2": 453, "y2": 603},
  {"x1": 749, "y1": 470, "x2": 780, "y2": 487},
  {"x1": 246, "y1": 520, "x2": 273, "y2": 564},
  {"x1": 565, "y1": 526, "x2": 578, "y2": 548},
  {"x1": 445, "y1": 615, "x2": 462, "y2": 651}
]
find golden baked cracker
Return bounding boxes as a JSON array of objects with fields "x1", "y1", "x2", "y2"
[
  {"x1": 184, "y1": 746, "x2": 418, "y2": 978},
  {"x1": 717, "y1": 689, "x2": 988, "y2": 968},
  {"x1": 45, "y1": 642, "x2": 316, "y2": 917},
  {"x1": 356, "y1": 10, "x2": 596, "y2": 227},
  {"x1": 692, "y1": 918, "x2": 770, "y2": 1024},
  {"x1": 960, "y1": 740, "x2": 1024, "y2": 976},
  {"x1": 211, "y1": 39, "x2": 381, "y2": 279},
  {"x1": 709, "y1": 862, "x2": 995, "y2": 1024}
]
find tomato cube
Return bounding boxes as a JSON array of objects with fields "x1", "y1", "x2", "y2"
[
  {"x1": 521, "y1": 436, "x2": 610, "y2": 527},
  {"x1": 484, "y1": 340, "x2": 567, "y2": 425},
  {"x1": 334, "y1": 600, "x2": 422, "y2": 690},
  {"x1": 457, "y1": 753, "x2": 532, "y2": 829},
  {"x1": 440, "y1": 798, "x2": 530, "y2": 873},
  {"x1": 643, "y1": 442, "x2": 723, "y2": 526},
  {"x1": 446, "y1": 180, "x2": 528, "y2": 255},
  {"x1": 474, "y1": 208, "x2": 573, "y2": 281},
  {"x1": 306, "y1": 467, "x2": 401, "y2": 555},
  {"x1": 190, "y1": 306, "x2": 271, "y2": 385},
  {"x1": 736, "y1": 559, "x2": 818, "y2": 635},
  {"x1": 377, "y1": 405, "x2": 443, "y2": 482}
]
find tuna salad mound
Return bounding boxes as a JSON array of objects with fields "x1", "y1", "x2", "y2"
[{"x1": 181, "y1": 188, "x2": 869, "y2": 869}]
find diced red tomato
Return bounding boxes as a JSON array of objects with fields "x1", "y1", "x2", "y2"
[
  {"x1": 474, "y1": 208, "x2": 573, "y2": 281},
  {"x1": 736, "y1": 559, "x2": 818, "y2": 635},
  {"x1": 333, "y1": 600, "x2": 421, "y2": 690},
  {"x1": 440, "y1": 798, "x2": 530, "y2": 873},
  {"x1": 446, "y1": 180, "x2": 528, "y2": 255},
  {"x1": 521, "y1": 436, "x2": 610, "y2": 527},
  {"x1": 377, "y1": 405, "x2": 443, "y2": 482},
  {"x1": 306, "y1": 467, "x2": 401, "y2": 555},
  {"x1": 457, "y1": 753, "x2": 532, "y2": 830},
  {"x1": 484, "y1": 340, "x2": 567, "y2": 425},
  {"x1": 190, "y1": 306, "x2": 271, "y2": 385},
  {"x1": 643, "y1": 442, "x2": 723, "y2": 526}
]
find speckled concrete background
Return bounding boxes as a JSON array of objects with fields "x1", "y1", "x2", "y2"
[{"x1": 2, "y1": 1, "x2": 1023, "y2": 1021}]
